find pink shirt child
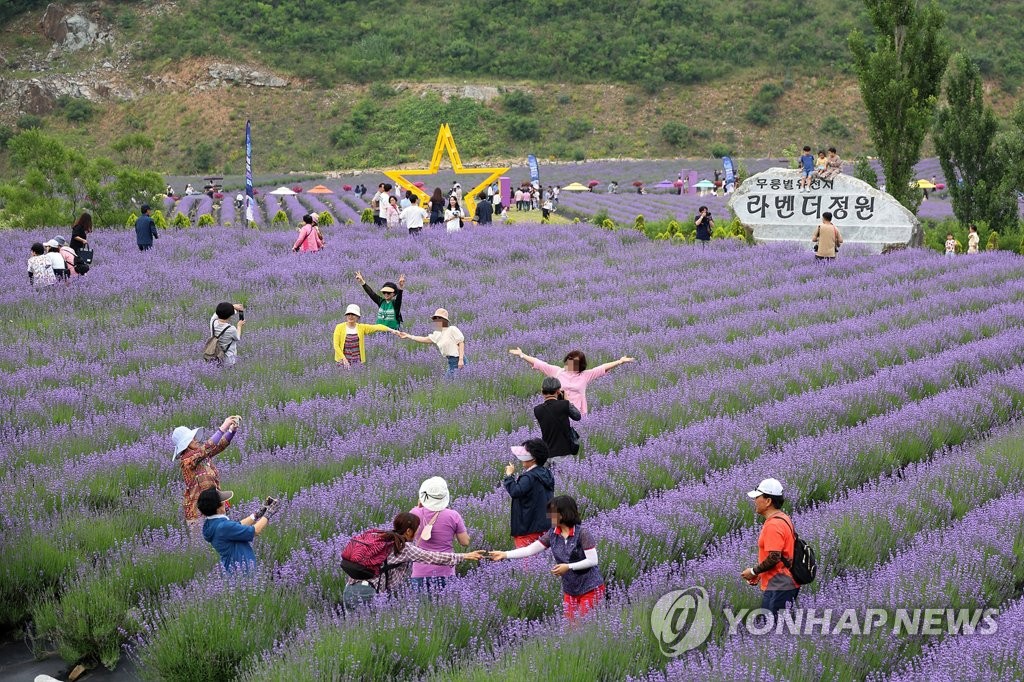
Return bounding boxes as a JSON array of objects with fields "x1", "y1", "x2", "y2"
[
  {"x1": 293, "y1": 223, "x2": 322, "y2": 252},
  {"x1": 409, "y1": 506, "x2": 467, "y2": 578},
  {"x1": 531, "y1": 359, "x2": 607, "y2": 416}
]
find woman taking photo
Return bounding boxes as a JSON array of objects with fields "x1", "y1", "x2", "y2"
[{"x1": 508, "y1": 348, "x2": 634, "y2": 416}]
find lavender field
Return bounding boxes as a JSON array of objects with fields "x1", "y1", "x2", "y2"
[{"x1": 4, "y1": 221, "x2": 1024, "y2": 681}]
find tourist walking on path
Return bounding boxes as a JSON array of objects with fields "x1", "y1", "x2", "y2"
[
  {"x1": 135, "y1": 204, "x2": 158, "y2": 251},
  {"x1": 812, "y1": 211, "x2": 842, "y2": 260},
  {"x1": 355, "y1": 271, "x2": 405, "y2": 330},
  {"x1": 500, "y1": 440, "x2": 555, "y2": 547},
  {"x1": 209, "y1": 302, "x2": 245, "y2": 367},
  {"x1": 508, "y1": 348, "x2": 635, "y2": 416},
  {"x1": 534, "y1": 377, "x2": 582, "y2": 458},
  {"x1": 488, "y1": 495, "x2": 605, "y2": 621},
  {"x1": 293, "y1": 214, "x2": 323, "y2": 252},
  {"x1": 333, "y1": 304, "x2": 396, "y2": 367},
  {"x1": 740, "y1": 478, "x2": 799, "y2": 616},
  {"x1": 172, "y1": 415, "x2": 241, "y2": 528},
  {"x1": 398, "y1": 308, "x2": 466, "y2": 374},
  {"x1": 341, "y1": 512, "x2": 483, "y2": 608},
  {"x1": 694, "y1": 206, "x2": 714, "y2": 244},
  {"x1": 408, "y1": 477, "x2": 471, "y2": 592},
  {"x1": 27, "y1": 242, "x2": 56, "y2": 289},
  {"x1": 199, "y1": 487, "x2": 282, "y2": 572}
]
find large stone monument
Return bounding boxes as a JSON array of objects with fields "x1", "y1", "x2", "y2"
[{"x1": 728, "y1": 168, "x2": 922, "y2": 252}]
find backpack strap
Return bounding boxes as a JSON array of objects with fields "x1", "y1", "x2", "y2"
[{"x1": 767, "y1": 514, "x2": 797, "y2": 568}]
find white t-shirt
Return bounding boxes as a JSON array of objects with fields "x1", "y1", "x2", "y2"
[
  {"x1": 492, "y1": 192, "x2": 501, "y2": 206},
  {"x1": 210, "y1": 316, "x2": 240, "y2": 366},
  {"x1": 444, "y1": 208, "x2": 462, "y2": 232},
  {"x1": 428, "y1": 326, "x2": 465, "y2": 357},
  {"x1": 372, "y1": 191, "x2": 385, "y2": 215},
  {"x1": 401, "y1": 205, "x2": 427, "y2": 229},
  {"x1": 46, "y1": 251, "x2": 66, "y2": 271}
]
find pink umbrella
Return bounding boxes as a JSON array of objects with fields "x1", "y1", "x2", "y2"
[
  {"x1": 587, "y1": 180, "x2": 600, "y2": 188},
  {"x1": 414, "y1": 182, "x2": 426, "y2": 188},
  {"x1": 342, "y1": 184, "x2": 353, "y2": 191}
]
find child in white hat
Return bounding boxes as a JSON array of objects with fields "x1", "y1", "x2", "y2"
[{"x1": 333, "y1": 303, "x2": 398, "y2": 367}]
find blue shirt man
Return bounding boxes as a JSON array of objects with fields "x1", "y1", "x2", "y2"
[
  {"x1": 135, "y1": 204, "x2": 158, "y2": 251},
  {"x1": 197, "y1": 487, "x2": 281, "y2": 572}
]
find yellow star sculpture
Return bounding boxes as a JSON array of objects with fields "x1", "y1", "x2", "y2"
[{"x1": 383, "y1": 124, "x2": 509, "y2": 220}]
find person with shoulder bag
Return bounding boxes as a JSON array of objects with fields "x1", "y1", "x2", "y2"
[
  {"x1": 204, "y1": 302, "x2": 245, "y2": 366},
  {"x1": 812, "y1": 211, "x2": 843, "y2": 260}
]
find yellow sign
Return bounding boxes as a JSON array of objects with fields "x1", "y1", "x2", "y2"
[{"x1": 383, "y1": 124, "x2": 509, "y2": 219}]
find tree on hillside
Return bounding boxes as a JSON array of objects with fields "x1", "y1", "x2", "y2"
[
  {"x1": 995, "y1": 102, "x2": 1024, "y2": 198},
  {"x1": 849, "y1": 0, "x2": 949, "y2": 210},
  {"x1": 934, "y1": 53, "x2": 1017, "y2": 232},
  {"x1": 112, "y1": 133, "x2": 156, "y2": 169},
  {"x1": 0, "y1": 131, "x2": 163, "y2": 227}
]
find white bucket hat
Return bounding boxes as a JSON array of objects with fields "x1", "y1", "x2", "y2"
[
  {"x1": 418, "y1": 476, "x2": 450, "y2": 512},
  {"x1": 171, "y1": 426, "x2": 200, "y2": 460},
  {"x1": 345, "y1": 304, "x2": 361, "y2": 317}
]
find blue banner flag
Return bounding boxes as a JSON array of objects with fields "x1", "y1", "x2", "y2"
[
  {"x1": 723, "y1": 156, "x2": 735, "y2": 189},
  {"x1": 245, "y1": 120, "x2": 254, "y2": 223},
  {"x1": 527, "y1": 154, "x2": 540, "y2": 186}
]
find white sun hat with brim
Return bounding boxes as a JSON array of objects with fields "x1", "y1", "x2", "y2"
[
  {"x1": 418, "y1": 476, "x2": 451, "y2": 512},
  {"x1": 747, "y1": 477, "x2": 784, "y2": 498},
  {"x1": 171, "y1": 426, "x2": 200, "y2": 461},
  {"x1": 431, "y1": 308, "x2": 450, "y2": 322},
  {"x1": 345, "y1": 304, "x2": 362, "y2": 317},
  {"x1": 511, "y1": 445, "x2": 534, "y2": 462}
]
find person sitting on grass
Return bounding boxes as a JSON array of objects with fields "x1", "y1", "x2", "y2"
[
  {"x1": 341, "y1": 512, "x2": 484, "y2": 609},
  {"x1": 171, "y1": 415, "x2": 241, "y2": 529},
  {"x1": 508, "y1": 348, "x2": 635, "y2": 416},
  {"x1": 333, "y1": 303, "x2": 397, "y2": 368},
  {"x1": 198, "y1": 487, "x2": 282, "y2": 573},
  {"x1": 488, "y1": 495, "x2": 605, "y2": 622},
  {"x1": 355, "y1": 271, "x2": 405, "y2": 330},
  {"x1": 398, "y1": 308, "x2": 466, "y2": 374}
]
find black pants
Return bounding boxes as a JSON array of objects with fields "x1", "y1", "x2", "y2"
[{"x1": 139, "y1": 244, "x2": 152, "y2": 251}]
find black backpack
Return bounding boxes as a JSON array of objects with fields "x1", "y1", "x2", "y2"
[{"x1": 775, "y1": 515, "x2": 817, "y2": 585}]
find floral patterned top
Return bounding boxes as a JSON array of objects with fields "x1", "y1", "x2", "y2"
[
  {"x1": 27, "y1": 255, "x2": 56, "y2": 288},
  {"x1": 179, "y1": 429, "x2": 234, "y2": 521}
]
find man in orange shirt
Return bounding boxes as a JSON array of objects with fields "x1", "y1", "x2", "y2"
[{"x1": 740, "y1": 478, "x2": 799, "y2": 615}]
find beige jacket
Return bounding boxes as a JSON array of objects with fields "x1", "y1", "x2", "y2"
[{"x1": 813, "y1": 222, "x2": 843, "y2": 257}]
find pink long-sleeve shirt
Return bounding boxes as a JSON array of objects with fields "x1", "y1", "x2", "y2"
[{"x1": 531, "y1": 359, "x2": 607, "y2": 416}]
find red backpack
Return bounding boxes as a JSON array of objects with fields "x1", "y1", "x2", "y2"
[{"x1": 341, "y1": 530, "x2": 395, "y2": 583}]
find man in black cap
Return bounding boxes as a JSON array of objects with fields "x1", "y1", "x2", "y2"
[
  {"x1": 197, "y1": 487, "x2": 282, "y2": 572},
  {"x1": 533, "y1": 377, "x2": 582, "y2": 458},
  {"x1": 135, "y1": 204, "x2": 158, "y2": 251},
  {"x1": 354, "y1": 270, "x2": 405, "y2": 330}
]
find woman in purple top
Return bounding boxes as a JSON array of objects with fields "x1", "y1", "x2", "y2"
[{"x1": 409, "y1": 477, "x2": 470, "y2": 592}]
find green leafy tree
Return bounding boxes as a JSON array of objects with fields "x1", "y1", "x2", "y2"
[
  {"x1": 853, "y1": 156, "x2": 879, "y2": 188},
  {"x1": 934, "y1": 53, "x2": 1017, "y2": 232},
  {"x1": 849, "y1": 0, "x2": 949, "y2": 210},
  {"x1": 112, "y1": 133, "x2": 156, "y2": 168},
  {"x1": 660, "y1": 122, "x2": 691, "y2": 147}
]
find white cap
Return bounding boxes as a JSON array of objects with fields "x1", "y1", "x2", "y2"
[
  {"x1": 171, "y1": 426, "x2": 200, "y2": 460},
  {"x1": 418, "y1": 476, "x2": 450, "y2": 512},
  {"x1": 43, "y1": 239, "x2": 60, "y2": 248},
  {"x1": 747, "y1": 478, "x2": 784, "y2": 498},
  {"x1": 511, "y1": 445, "x2": 533, "y2": 462},
  {"x1": 345, "y1": 304, "x2": 361, "y2": 317}
]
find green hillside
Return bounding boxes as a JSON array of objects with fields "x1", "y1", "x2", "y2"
[{"x1": 0, "y1": 0, "x2": 1021, "y2": 175}]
